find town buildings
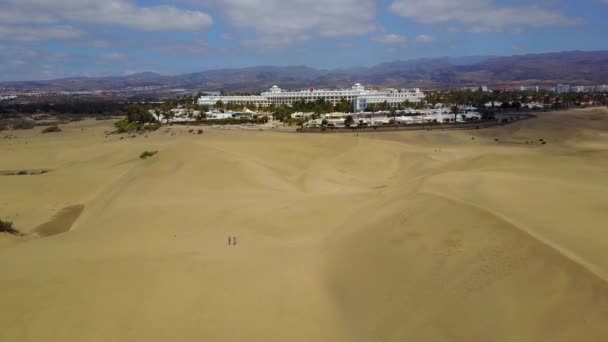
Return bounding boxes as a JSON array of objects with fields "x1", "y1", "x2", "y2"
[
  {"x1": 0, "y1": 94, "x2": 17, "y2": 101},
  {"x1": 520, "y1": 85, "x2": 540, "y2": 92},
  {"x1": 463, "y1": 86, "x2": 490, "y2": 92},
  {"x1": 556, "y1": 84, "x2": 572, "y2": 93}
]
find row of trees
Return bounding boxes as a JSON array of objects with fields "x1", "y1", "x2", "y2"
[
  {"x1": 0, "y1": 101, "x2": 127, "y2": 119},
  {"x1": 423, "y1": 90, "x2": 608, "y2": 109}
]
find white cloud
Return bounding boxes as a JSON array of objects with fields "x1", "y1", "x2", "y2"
[
  {"x1": 415, "y1": 34, "x2": 435, "y2": 43},
  {"x1": 100, "y1": 52, "x2": 129, "y2": 62},
  {"x1": 0, "y1": 8, "x2": 56, "y2": 24},
  {"x1": 240, "y1": 34, "x2": 313, "y2": 50},
  {"x1": 6, "y1": 0, "x2": 213, "y2": 31},
  {"x1": 0, "y1": 25, "x2": 83, "y2": 42},
  {"x1": 154, "y1": 40, "x2": 231, "y2": 56},
  {"x1": 389, "y1": 0, "x2": 581, "y2": 33},
  {"x1": 204, "y1": 0, "x2": 376, "y2": 48},
  {"x1": 371, "y1": 33, "x2": 408, "y2": 44}
]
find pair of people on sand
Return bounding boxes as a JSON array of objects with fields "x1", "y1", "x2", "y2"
[{"x1": 228, "y1": 236, "x2": 237, "y2": 245}]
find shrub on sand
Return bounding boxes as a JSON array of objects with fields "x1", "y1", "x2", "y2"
[
  {"x1": 139, "y1": 151, "x2": 158, "y2": 159},
  {"x1": 0, "y1": 219, "x2": 20, "y2": 235},
  {"x1": 42, "y1": 125, "x2": 62, "y2": 133},
  {"x1": 12, "y1": 119, "x2": 35, "y2": 130}
]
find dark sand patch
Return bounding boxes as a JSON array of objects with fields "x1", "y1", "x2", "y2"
[
  {"x1": 35, "y1": 205, "x2": 84, "y2": 237},
  {"x1": 0, "y1": 169, "x2": 53, "y2": 176}
]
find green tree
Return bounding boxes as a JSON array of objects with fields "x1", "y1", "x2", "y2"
[
  {"x1": 390, "y1": 108, "x2": 397, "y2": 127},
  {"x1": 125, "y1": 103, "x2": 155, "y2": 124},
  {"x1": 160, "y1": 102, "x2": 174, "y2": 124},
  {"x1": 451, "y1": 105, "x2": 459, "y2": 122},
  {"x1": 334, "y1": 97, "x2": 352, "y2": 113},
  {"x1": 214, "y1": 100, "x2": 225, "y2": 111},
  {"x1": 344, "y1": 115, "x2": 354, "y2": 127}
]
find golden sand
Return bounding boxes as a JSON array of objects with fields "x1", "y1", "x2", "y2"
[{"x1": 1, "y1": 109, "x2": 608, "y2": 341}]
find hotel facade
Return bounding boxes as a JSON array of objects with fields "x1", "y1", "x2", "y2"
[{"x1": 197, "y1": 83, "x2": 425, "y2": 112}]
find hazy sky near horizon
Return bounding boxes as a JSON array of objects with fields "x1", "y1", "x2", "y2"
[{"x1": 0, "y1": 0, "x2": 607, "y2": 81}]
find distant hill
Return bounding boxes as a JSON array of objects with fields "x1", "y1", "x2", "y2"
[
  {"x1": 455, "y1": 51, "x2": 608, "y2": 83},
  {"x1": 2, "y1": 51, "x2": 607, "y2": 93}
]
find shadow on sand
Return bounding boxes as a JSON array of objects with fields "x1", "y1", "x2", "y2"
[{"x1": 35, "y1": 205, "x2": 85, "y2": 237}]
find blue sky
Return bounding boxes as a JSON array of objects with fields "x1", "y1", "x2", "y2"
[{"x1": 0, "y1": 0, "x2": 607, "y2": 81}]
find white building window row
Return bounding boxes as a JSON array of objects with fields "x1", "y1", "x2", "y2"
[{"x1": 197, "y1": 84, "x2": 425, "y2": 112}]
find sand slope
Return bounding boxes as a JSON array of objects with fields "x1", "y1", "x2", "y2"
[{"x1": 1, "y1": 109, "x2": 608, "y2": 341}]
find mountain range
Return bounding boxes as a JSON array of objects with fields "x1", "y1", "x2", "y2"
[{"x1": 2, "y1": 51, "x2": 608, "y2": 93}]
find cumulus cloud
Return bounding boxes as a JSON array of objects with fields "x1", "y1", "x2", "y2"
[
  {"x1": 6, "y1": 0, "x2": 213, "y2": 31},
  {"x1": 154, "y1": 40, "x2": 231, "y2": 56},
  {"x1": 240, "y1": 34, "x2": 313, "y2": 50},
  {"x1": 389, "y1": 0, "x2": 581, "y2": 33},
  {"x1": 203, "y1": 0, "x2": 376, "y2": 48},
  {"x1": 415, "y1": 34, "x2": 435, "y2": 43},
  {"x1": 0, "y1": 8, "x2": 56, "y2": 24},
  {"x1": 0, "y1": 25, "x2": 83, "y2": 42},
  {"x1": 371, "y1": 34, "x2": 408, "y2": 44},
  {"x1": 100, "y1": 52, "x2": 129, "y2": 62}
]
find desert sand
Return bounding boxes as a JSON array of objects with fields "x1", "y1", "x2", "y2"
[{"x1": 1, "y1": 108, "x2": 608, "y2": 341}]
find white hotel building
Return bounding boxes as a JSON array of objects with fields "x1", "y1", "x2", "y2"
[{"x1": 197, "y1": 83, "x2": 425, "y2": 112}]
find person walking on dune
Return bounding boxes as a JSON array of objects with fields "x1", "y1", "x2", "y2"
[{"x1": 228, "y1": 236, "x2": 232, "y2": 245}]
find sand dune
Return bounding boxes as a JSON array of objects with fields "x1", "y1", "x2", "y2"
[{"x1": 1, "y1": 109, "x2": 608, "y2": 341}]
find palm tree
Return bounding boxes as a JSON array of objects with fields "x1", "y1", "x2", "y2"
[
  {"x1": 390, "y1": 108, "x2": 397, "y2": 127},
  {"x1": 344, "y1": 115, "x2": 354, "y2": 127},
  {"x1": 451, "y1": 106, "x2": 459, "y2": 123},
  {"x1": 214, "y1": 100, "x2": 224, "y2": 111},
  {"x1": 160, "y1": 102, "x2": 174, "y2": 124}
]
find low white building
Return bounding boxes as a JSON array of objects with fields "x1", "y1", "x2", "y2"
[
  {"x1": 520, "y1": 85, "x2": 540, "y2": 92},
  {"x1": 150, "y1": 107, "x2": 200, "y2": 122},
  {"x1": 206, "y1": 112, "x2": 235, "y2": 120},
  {"x1": 463, "y1": 86, "x2": 490, "y2": 92},
  {"x1": 204, "y1": 110, "x2": 259, "y2": 120},
  {"x1": 291, "y1": 112, "x2": 315, "y2": 119}
]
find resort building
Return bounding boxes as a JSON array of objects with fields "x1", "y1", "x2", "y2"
[
  {"x1": 197, "y1": 94, "x2": 271, "y2": 108},
  {"x1": 197, "y1": 83, "x2": 425, "y2": 112}
]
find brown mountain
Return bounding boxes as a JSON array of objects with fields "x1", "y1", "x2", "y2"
[{"x1": 1, "y1": 51, "x2": 607, "y2": 93}]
